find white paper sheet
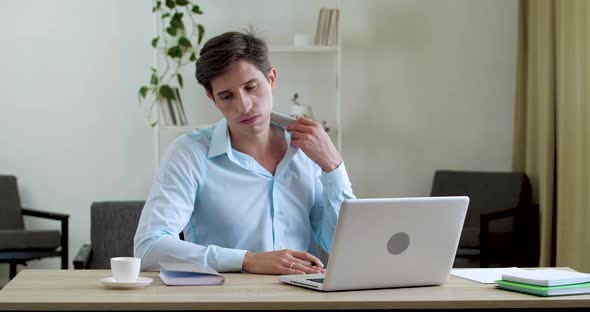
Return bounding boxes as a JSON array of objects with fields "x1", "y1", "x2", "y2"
[{"x1": 451, "y1": 267, "x2": 527, "y2": 284}]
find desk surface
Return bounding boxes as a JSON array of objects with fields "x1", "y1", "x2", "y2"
[{"x1": 0, "y1": 269, "x2": 589, "y2": 310}]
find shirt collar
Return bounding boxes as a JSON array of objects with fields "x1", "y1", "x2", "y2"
[
  {"x1": 207, "y1": 118, "x2": 299, "y2": 165},
  {"x1": 207, "y1": 118, "x2": 232, "y2": 159}
]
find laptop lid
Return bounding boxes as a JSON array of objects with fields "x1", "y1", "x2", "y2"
[{"x1": 280, "y1": 196, "x2": 468, "y2": 291}]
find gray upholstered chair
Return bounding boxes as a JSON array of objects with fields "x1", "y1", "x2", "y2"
[
  {"x1": 0, "y1": 175, "x2": 69, "y2": 279},
  {"x1": 430, "y1": 170, "x2": 540, "y2": 268},
  {"x1": 73, "y1": 201, "x2": 146, "y2": 269}
]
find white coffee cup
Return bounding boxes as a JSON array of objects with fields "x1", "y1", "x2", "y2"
[{"x1": 110, "y1": 257, "x2": 140, "y2": 282}]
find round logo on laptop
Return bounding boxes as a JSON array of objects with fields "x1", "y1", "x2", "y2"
[{"x1": 387, "y1": 232, "x2": 410, "y2": 255}]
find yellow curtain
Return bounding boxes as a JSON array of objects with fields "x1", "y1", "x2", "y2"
[
  {"x1": 514, "y1": 0, "x2": 590, "y2": 271},
  {"x1": 555, "y1": 0, "x2": 590, "y2": 271}
]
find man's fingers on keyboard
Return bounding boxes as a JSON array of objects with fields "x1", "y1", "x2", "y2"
[
  {"x1": 292, "y1": 262, "x2": 321, "y2": 274},
  {"x1": 291, "y1": 260, "x2": 319, "y2": 271},
  {"x1": 286, "y1": 264, "x2": 306, "y2": 275},
  {"x1": 299, "y1": 260, "x2": 325, "y2": 273},
  {"x1": 302, "y1": 265, "x2": 322, "y2": 274},
  {"x1": 291, "y1": 251, "x2": 324, "y2": 268}
]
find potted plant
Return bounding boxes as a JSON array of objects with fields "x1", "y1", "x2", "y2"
[
  {"x1": 290, "y1": 92, "x2": 330, "y2": 132},
  {"x1": 138, "y1": 0, "x2": 205, "y2": 127}
]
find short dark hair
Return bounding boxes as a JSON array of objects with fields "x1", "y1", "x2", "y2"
[{"x1": 195, "y1": 31, "x2": 272, "y2": 95}]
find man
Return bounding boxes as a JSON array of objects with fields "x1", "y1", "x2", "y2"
[{"x1": 134, "y1": 31, "x2": 355, "y2": 275}]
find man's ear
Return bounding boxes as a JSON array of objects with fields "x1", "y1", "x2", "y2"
[{"x1": 268, "y1": 68, "x2": 277, "y2": 89}]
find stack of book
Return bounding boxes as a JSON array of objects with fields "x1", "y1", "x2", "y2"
[
  {"x1": 314, "y1": 8, "x2": 339, "y2": 46},
  {"x1": 496, "y1": 268, "x2": 590, "y2": 297}
]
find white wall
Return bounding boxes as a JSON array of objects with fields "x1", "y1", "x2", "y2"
[
  {"x1": 0, "y1": 0, "x2": 517, "y2": 285},
  {"x1": 0, "y1": 0, "x2": 154, "y2": 284},
  {"x1": 341, "y1": 0, "x2": 517, "y2": 197}
]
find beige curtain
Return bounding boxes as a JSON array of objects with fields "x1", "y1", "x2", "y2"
[{"x1": 514, "y1": 0, "x2": 590, "y2": 271}]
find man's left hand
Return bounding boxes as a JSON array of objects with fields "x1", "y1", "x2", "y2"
[{"x1": 287, "y1": 117, "x2": 342, "y2": 172}]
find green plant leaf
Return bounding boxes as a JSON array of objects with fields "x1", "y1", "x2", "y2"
[
  {"x1": 167, "y1": 45, "x2": 181, "y2": 58},
  {"x1": 159, "y1": 85, "x2": 175, "y2": 100},
  {"x1": 178, "y1": 36, "x2": 191, "y2": 47},
  {"x1": 197, "y1": 24, "x2": 205, "y2": 44},
  {"x1": 153, "y1": 1, "x2": 161, "y2": 11},
  {"x1": 177, "y1": 73, "x2": 184, "y2": 88},
  {"x1": 170, "y1": 18, "x2": 183, "y2": 29},
  {"x1": 171, "y1": 13, "x2": 184, "y2": 29},
  {"x1": 192, "y1": 5, "x2": 203, "y2": 14},
  {"x1": 141, "y1": 0, "x2": 206, "y2": 128},
  {"x1": 166, "y1": 26, "x2": 177, "y2": 36},
  {"x1": 139, "y1": 86, "x2": 148, "y2": 99}
]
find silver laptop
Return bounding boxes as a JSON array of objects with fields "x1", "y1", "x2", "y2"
[{"x1": 279, "y1": 196, "x2": 469, "y2": 291}]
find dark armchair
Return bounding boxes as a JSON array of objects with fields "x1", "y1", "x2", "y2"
[
  {"x1": 0, "y1": 175, "x2": 69, "y2": 279},
  {"x1": 74, "y1": 201, "x2": 187, "y2": 269},
  {"x1": 73, "y1": 201, "x2": 145, "y2": 269},
  {"x1": 430, "y1": 170, "x2": 540, "y2": 268}
]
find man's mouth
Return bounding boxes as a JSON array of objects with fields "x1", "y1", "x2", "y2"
[{"x1": 240, "y1": 115, "x2": 260, "y2": 124}]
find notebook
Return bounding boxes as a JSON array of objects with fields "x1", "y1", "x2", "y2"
[
  {"x1": 496, "y1": 280, "x2": 590, "y2": 297},
  {"x1": 278, "y1": 196, "x2": 469, "y2": 291},
  {"x1": 159, "y1": 262, "x2": 224, "y2": 286},
  {"x1": 501, "y1": 268, "x2": 590, "y2": 286}
]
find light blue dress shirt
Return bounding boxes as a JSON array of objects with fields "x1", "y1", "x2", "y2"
[{"x1": 134, "y1": 118, "x2": 355, "y2": 272}]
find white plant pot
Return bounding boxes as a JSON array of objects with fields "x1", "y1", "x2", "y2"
[{"x1": 290, "y1": 105, "x2": 315, "y2": 120}]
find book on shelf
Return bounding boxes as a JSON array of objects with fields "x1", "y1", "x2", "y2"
[
  {"x1": 495, "y1": 279, "x2": 590, "y2": 297},
  {"x1": 328, "y1": 8, "x2": 339, "y2": 46},
  {"x1": 314, "y1": 8, "x2": 339, "y2": 46},
  {"x1": 321, "y1": 9, "x2": 331, "y2": 45},
  {"x1": 175, "y1": 88, "x2": 187, "y2": 125},
  {"x1": 314, "y1": 9, "x2": 326, "y2": 45},
  {"x1": 170, "y1": 96, "x2": 184, "y2": 126},
  {"x1": 159, "y1": 89, "x2": 188, "y2": 126},
  {"x1": 159, "y1": 262, "x2": 224, "y2": 286},
  {"x1": 160, "y1": 96, "x2": 175, "y2": 126}
]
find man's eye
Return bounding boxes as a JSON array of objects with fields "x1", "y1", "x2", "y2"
[
  {"x1": 221, "y1": 94, "x2": 233, "y2": 100},
  {"x1": 245, "y1": 84, "x2": 257, "y2": 90}
]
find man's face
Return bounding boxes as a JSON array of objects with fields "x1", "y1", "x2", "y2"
[{"x1": 207, "y1": 60, "x2": 276, "y2": 137}]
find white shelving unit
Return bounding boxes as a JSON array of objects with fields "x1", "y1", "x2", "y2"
[
  {"x1": 266, "y1": 42, "x2": 341, "y2": 151},
  {"x1": 155, "y1": 2, "x2": 341, "y2": 165}
]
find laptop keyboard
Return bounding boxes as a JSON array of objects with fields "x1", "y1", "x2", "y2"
[{"x1": 306, "y1": 278, "x2": 325, "y2": 284}]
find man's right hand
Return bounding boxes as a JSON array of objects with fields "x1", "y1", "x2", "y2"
[{"x1": 242, "y1": 249, "x2": 325, "y2": 275}]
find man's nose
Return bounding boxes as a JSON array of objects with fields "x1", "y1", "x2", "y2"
[{"x1": 236, "y1": 92, "x2": 253, "y2": 113}]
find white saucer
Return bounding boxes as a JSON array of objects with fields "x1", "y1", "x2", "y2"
[{"x1": 99, "y1": 276, "x2": 153, "y2": 289}]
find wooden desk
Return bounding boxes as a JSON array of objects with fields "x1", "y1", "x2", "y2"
[{"x1": 0, "y1": 269, "x2": 589, "y2": 310}]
